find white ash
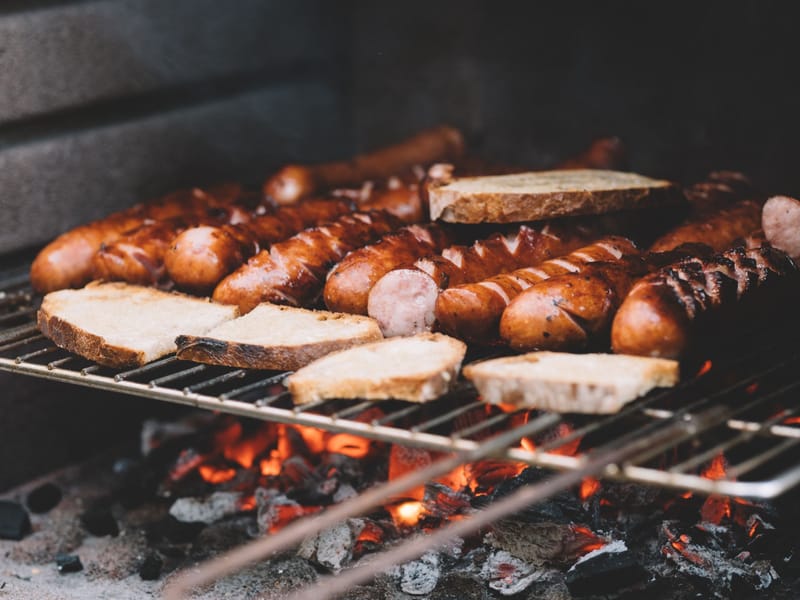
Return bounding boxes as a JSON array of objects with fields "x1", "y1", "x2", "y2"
[
  {"x1": 298, "y1": 519, "x2": 364, "y2": 572},
  {"x1": 569, "y1": 539, "x2": 627, "y2": 571},
  {"x1": 169, "y1": 491, "x2": 242, "y2": 524},
  {"x1": 255, "y1": 488, "x2": 304, "y2": 534},
  {"x1": 333, "y1": 483, "x2": 358, "y2": 503},
  {"x1": 479, "y1": 550, "x2": 551, "y2": 596},
  {"x1": 391, "y1": 551, "x2": 441, "y2": 596}
]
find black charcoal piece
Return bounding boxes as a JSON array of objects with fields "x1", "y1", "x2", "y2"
[
  {"x1": 80, "y1": 505, "x2": 119, "y2": 537},
  {"x1": 56, "y1": 553, "x2": 83, "y2": 574},
  {"x1": 26, "y1": 482, "x2": 62, "y2": 514},
  {"x1": 139, "y1": 553, "x2": 163, "y2": 581},
  {"x1": 565, "y1": 549, "x2": 647, "y2": 597},
  {"x1": 146, "y1": 516, "x2": 205, "y2": 544},
  {"x1": 0, "y1": 500, "x2": 31, "y2": 540}
]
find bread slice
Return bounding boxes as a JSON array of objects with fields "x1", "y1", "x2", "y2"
[
  {"x1": 463, "y1": 352, "x2": 679, "y2": 414},
  {"x1": 37, "y1": 282, "x2": 238, "y2": 368},
  {"x1": 176, "y1": 303, "x2": 383, "y2": 370},
  {"x1": 286, "y1": 333, "x2": 467, "y2": 404},
  {"x1": 427, "y1": 169, "x2": 682, "y2": 223}
]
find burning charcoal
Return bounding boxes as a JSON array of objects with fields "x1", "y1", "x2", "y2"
[
  {"x1": 55, "y1": 553, "x2": 83, "y2": 574},
  {"x1": 485, "y1": 520, "x2": 606, "y2": 567},
  {"x1": 479, "y1": 467, "x2": 583, "y2": 523},
  {"x1": 169, "y1": 491, "x2": 243, "y2": 524},
  {"x1": 26, "y1": 482, "x2": 62, "y2": 514},
  {"x1": 322, "y1": 453, "x2": 366, "y2": 485},
  {"x1": 428, "y1": 573, "x2": 487, "y2": 600},
  {"x1": 80, "y1": 503, "x2": 119, "y2": 537},
  {"x1": 422, "y1": 483, "x2": 472, "y2": 519},
  {"x1": 479, "y1": 549, "x2": 551, "y2": 596},
  {"x1": 138, "y1": 553, "x2": 163, "y2": 580},
  {"x1": 352, "y1": 519, "x2": 391, "y2": 558},
  {"x1": 281, "y1": 455, "x2": 316, "y2": 488},
  {"x1": 0, "y1": 500, "x2": 31, "y2": 540},
  {"x1": 298, "y1": 519, "x2": 363, "y2": 572},
  {"x1": 333, "y1": 483, "x2": 358, "y2": 503},
  {"x1": 565, "y1": 541, "x2": 647, "y2": 596},
  {"x1": 393, "y1": 550, "x2": 441, "y2": 596},
  {"x1": 256, "y1": 488, "x2": 320, "y2": 534}
]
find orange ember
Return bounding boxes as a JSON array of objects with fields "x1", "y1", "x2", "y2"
[
  {"x1": 580, "y1": 477, "x2": 601, "y2": 501},
  {"x1": 259, "y1": 450, "x2": 282, "y2": 476},
  {"x1": 571, "y1": 525, "x2": 605, "y2": 554},
  {"x1": 389, "y1": 501, "x2": 424, "y2": 527},
  {"x1": 701, "y1": 454, "x2": 728, "y2": 480},
  {"x1": 198, "y1": 464, "x2": 237, "y2": 484},
  {"x1": 519, "y1": 437, "x2": 536, "y2": 452},
  {"x1": 745, "y1": 382, "x2": 759, "y2": 394},
  {"x1": 696, "y1": 360, "x2": 713, "y2": 377},
  {"x1": 549, "y1": 423, "x2": 581, "y2": 456},
  {"x1": 700, "y1": 454, "x2": 731, "y2": 524},
  {"x1": 783, "y1": 416, "x2": 800, "y2": 425},
  {"x1": 224, "y1": 428, "x2": 272, "y2": 468},
  {"x1": 326, "y1": 433, "x2": 371, "y2": 458}
]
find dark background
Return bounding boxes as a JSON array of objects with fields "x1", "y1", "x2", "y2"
[{"x1": 1, "y1": 1, "x2": 798, "y2": 490}]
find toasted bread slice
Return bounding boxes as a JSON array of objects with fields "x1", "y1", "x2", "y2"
[
  {"x1": 463, "y1": 352, "x2": 679, "y2": 414},
  {"x1": 176, "y1": 303, "x2": 383, "y2": 370},
  {"x1": 427, "y1": 169, "x2": 682, "y2": 223},
  {"x1": 286, "y1": 333, "x2": 467, "y2": 404},
  {"x1": 37, "y1": 282, "x2": 238, "y2": 368}
]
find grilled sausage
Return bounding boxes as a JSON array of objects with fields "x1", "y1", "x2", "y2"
[
  {"x1": 499, "y1": 262, "x2": 644, "y2": 352},
  {"x1": 648, "y1": 199, "x2": 762, "y2": 253},
  {"x1": 263, "y1": 126, "x2": 465, "y2": 205},
  {"x1": 762, "y1": 195, "x2": 800, "y2": 260},
  {"x1": 611, "y1": 246, "x2": 799, "y2": 358},
  {"x1": 435, "y1": 236, "x2": 640, "y2": 343},
  {"x1": 366, "y1": 224, "x2": 596, "y2": 337},
  {"x1": 165, "y1": 199, "x2": 352, "y2": 294},
  {"x1": 213, "y1": 211, "x2": 402, "y2": 312},
  {"x1": 359, "y1": 183, "x2": 426, "y2": 224},
  {"x1": 30, "y1": 185, "x2": 243, "y2": 293},
  {"x1": 682, "y1": 171, "x2": 753, "y2": 216},
  {"x1": 323, "y1": 224, "x2": 455, "y2": 315},
  {"x1": 556, "y1": 136, "x2": 627, "y2": 170}
]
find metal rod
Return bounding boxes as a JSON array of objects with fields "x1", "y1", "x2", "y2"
[
  {"x1": 148, "y1": 364, "x2": 208, "y2": 387},
  {"x1": 0, "y1": 307, "x2": 35, "y2": 325},
  {"x1": 727, "y1": 438, "x2": 800, "y2": 479},
  {"x1": 114, "y1": 356, "x2": 178, "y2": 381},
  {"x1": 15, "y1": 345, "x2": 59, "y2": 363},
  {"x1": 451, "y1": 409, "x2": 513, "y2": 439},
  {"x1": 161, "y1": 413, "x2": 562, "y2": 600},
  {"x1": 372, "y1": 403, "x2": 424, "y2": 426},
  {"x1": 0, "y1": 322, "x2": 38, "y2": 345},
  {"x1": 411, "y1": 400, "x2": 484, "y2": 433},
  {"x1": 219, "y1": 372, "x2": 290, "y2": 400},
  {"x1": 184, "y1": 369, "x2": 247, "y2": 393},
  {"x1": 0, "y1": 333, "x2": 43, "y2": 353}
]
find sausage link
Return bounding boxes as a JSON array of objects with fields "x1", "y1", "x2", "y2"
[
  {"x1": 323, "y1": 224, "x2": 454, "y2": 315},
  {"x1": 165, "y1": 199, "x2": 352, "y2": 294},
  {"x1": 29, "y1": 185, "x2": 243, "y2": 293},
  {"x1": 359, "y1": 184, "x2": 426, "y2": 224},
  {"x1": 649, "y1": 199, "x2": 761, "y2": 253},
  {"x1": 499, "y1": 262, "x2": 643, "y2": 352},
  {"x1": 611, "y1": 246, "x2": 798, "y2": 358},
  {"x1": 762, "y1": 195, "x2": 800, "y2": 260},
  {"x1": 435, "y1": 236, "x2": 640, "y2": 343},
  {"x1": 367, "y1": 223, "x2": 596, "y2": 337},
  {"x1": 555, "y1": 137, "x2": 627, "y2": 170},
  {"x1": 263, "y1": 126, "x2": 465, "y2": 205},
  {"x1": 213, "y1": 211, "x2": 402, "y2": 312}
]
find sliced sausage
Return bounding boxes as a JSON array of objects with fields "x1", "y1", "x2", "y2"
[{"x1": 762, "y1": 195, "x2": 800, "y2": 260}]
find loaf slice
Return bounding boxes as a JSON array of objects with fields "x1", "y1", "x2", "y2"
[
  {"x1": 38, "y1": 282, "x2": 239, "y2": 368},
  {"x1": 176, "y1": 303, "x2": 383, "y2": 370},
  {"x1": 427, "y1": 169, "x2": 682, "y2": 223},
  {"x1": 286, "y1": 333, "x2": 467, "y2": 404},
  {"x1": 463, "y1": 352, "x2": 679, "y2": 414}
]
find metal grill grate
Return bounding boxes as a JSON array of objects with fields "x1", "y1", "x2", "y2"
[{"x1": 3, "y1": 270, "x2": 800, "y2": 499}]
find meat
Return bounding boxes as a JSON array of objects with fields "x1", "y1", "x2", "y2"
[
  {"x1": 611, "y1": 246, "x2": 799, "y2": 358},
  {"x1": 263, "y1": 126, "x2": 465, "y2": 204},
  {"x1": 359, "y1": 184, "x2": 426, "y2": 224},
  {"x1": 323, "y1": 224, "x2": 455, "y2": 315},
  {"x1": 29, "y1": 185, "x2": 243, "y2": 293},
  {"x1": 164, "y1": 199, "x2": 352, "y2": 294},
  {"x1": 683, "y1": 171, "x2": 753, "y2": 215},
  {"x1": 435, "y1": 236, "x2": 640, "y2": 343},
  {"x1": 213, "y1": 211, "x2": 402, "y2": 313},
  {"x1": 556, "y1": 136, "x2": 627, "y2": 170},
  {"x1": 648, "y1": 199, "x2": 762, "y2": 253},
  {"x1": 367, "y1": 224, "x2": 596, "y2": 337},
  {"x1": 499, "y1": 262, "x2": 644, "y2": 352},
  {"x1": 762, "y1": 195, "x2": 800, "y2": 260}
]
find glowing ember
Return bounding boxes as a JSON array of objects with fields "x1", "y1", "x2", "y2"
[
  {"x1": 783, "y1": 416, "x2": 800, "y2": 425},
  {"x1": 580, "y1": 477, "x2": 601, "y2": 501},
  {"x1": 223, "y1": 427, "x2": 272, "y2": 468},
  {"x1": 696, "y1": 360, "x2": 713, "y2": 377},
  {"x1": 700, "y1": 454, "x2": 731, "y2": 524},
  {"x1": 571, "y1": 525, "x2": 606, "y2": 554},
  {"x1": 197, "y1": 464, "x2": 237, "y2": 484},
  {"x1": 326, "y1": 433, "x2": 371, "y2": 458},
  {"x1": 259, "y1": 450, "x2": 282, "y2": 476},
  {"x1": 389, "y1": 501, "x2": 424, "y2": 527},
  {"x1": 745, "y1": 382, "x2": 759, "y2": 394},
  {"x1": 519, "y1": 437, "x2": 535, "y2": 452},
  {"x1": 548, "y1": 423, "x2": 581, "y2": 456},
  {"x1": 701, "y1": 454, "x2": 728, "y2": 480}
]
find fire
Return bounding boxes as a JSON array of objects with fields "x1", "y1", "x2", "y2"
[
  {"x1": 197, "y1": 464, "x2": 237, "y2": 484},
  {"x1": 701, "y1": 453, "x2": 728, "y2": 480},
  {"x1": 548, "y1": 423, "x2": 581, "y2": 456},
  {"x1": 580, "y1": 477, "x2": 601, "y2": 501},
  {"x1": 519, "y1": 437, "x2": 535, "y2": 452},
  {"x1": 783, "y1": 416, "x2": 800, "y2": 425},
  {"x1": 389, "y1": 501, "x2": 424, "y2": 527},
  {"x1": 223, "y1": 426, "x2": 272, "y2": 468},
  {"x1": 326, "y1": 433, "x2": 371, "y2": 458},
  {"x1": 696, "y1": 360, "x2": 713, "y2": 377},
  {"x1": 571, "y1": 525, "x2": 606, "y2": 554},
  {"x1": 259, "y1": 449, "x2": 282, "y2": 476}
]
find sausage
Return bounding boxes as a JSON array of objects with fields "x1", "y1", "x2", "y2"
[
  {"x1": 213, "y1": 211, "x2": 402, "y2": 312},
  {"x1": 435, "y1": 236, "x2": 640, "y2": 343},
  {"x1": 263, "y1": 126, "x2": 465, "y2": 205},
  {"x1": 611, "y1": 246, "x2": 798, "y2": 358},
  {"x1": 165, "y1": 199, "x2": 352, "y2": 294},
  {"x1": 682, "y1": 172, "x2": 753, "y2": 216},
  {"x1": 323, "y1": 224, "x2": 455, "y2": 315},
  {"x1": 499, "y1": 262, "x2": 644, "y2": 352},
  {"x1": 555, "y1": 136, "x2": 627, "y2": 170},
  {"x1": 29, "y1": 185, "x2": 243, "y2": 293},
  {"x1": 762, "y1": 195, "x2": 800, "y2": 260},
  {"x1": 359, "y1": 184, "x2": 426, "y2": 224},
  {"x1": 648, "y1": 199, "x2": 762, "y2": 253},
  {"x1": 366, "y1": 223, "x2": 597, "y2": 337}
]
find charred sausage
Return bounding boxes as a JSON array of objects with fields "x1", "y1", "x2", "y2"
[
  {"x1": 213, "y1": 211, "x2": 402, "y2": 312},
  {"x1": 435, "y1": 236, "x2": 640, "y2": 343},
  {"x1": 323, "y1": 224, "x2": 455, "y2": 315},
  {"x1": 165, "y1": 199, "x2": 352, "y2": 294},
  {"x1": 611, "y1": 246, "x2": 798, "y2": 358},
  {"x1": 263, "y1": 126, "x2": 465, "y2": 205},
  {"x1": 366, "y1": 224, "x2": 596, "y2": 337}
]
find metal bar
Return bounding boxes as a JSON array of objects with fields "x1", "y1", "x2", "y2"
[
  {"x1": 15, "y1": 345, "x2": 59, "y2": 363},
  {"x1": 114, "y1": 356, "x2": 178, "y2": 381},
  {"x1": 0, "y1": 334, "x2": 44, "y2": 353},
  {"x1": 727, "y1": 438, "x2": 800, "y2": 480},
  {"x1": 411, "y1": 400, "x2": 484, "y2": 433},
  {"x1": 47, "y1": 356, "x2": 74, "y2": 369},
  {"x1": 219, "y1": 372, "x2": 290, "y2": 400},
  {"x1": 0, "y1": 322, "x2": 38, "y2": 345},
  {"x1": 0, "y1": 307, "x2": 35, "y2": 325},
  {"x1": 728, "y1": 420, "x2": 800, "y2": 439},
  {"x1": 373, "y1": 403, "x2": 424, "y2": 426},
  {"x1": 184, "y1": 369, "x2": 247, "y2": 393},
  {"x1": 451, "y1": 410, "x2": 513, "y2": 439},
  {"x1": 331, "y1": 401, "x2": 375, "y2": 420},
  {"x1": 161, "y1": 412, "x2": 562, "y2": 600},
  {"x1": 148, "y1": 364, "x2": 208, "y2": 387}
]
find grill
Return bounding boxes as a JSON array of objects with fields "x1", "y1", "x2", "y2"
[{"x1": 3, "y1": 269, "x2": 800, "y2": 501}]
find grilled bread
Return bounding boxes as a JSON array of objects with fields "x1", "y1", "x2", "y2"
[
  {"x1": 37, "y1": 282, "x2": 238, "y2": 368},
  {"x1": 286, "y1": 333, "x2": 467, "y2": 404},
  {"x1": 176, "y1": 303, "x2": 383, "y2": 371}
]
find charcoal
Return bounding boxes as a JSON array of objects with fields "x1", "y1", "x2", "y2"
[
  {"x1": 138, "y1": 553, "x2": 163, "y2": 580},
  {"x1": 146, "y1": 515, "x2": 205, "y2": 544},
  {"x1": 565, "y1": 544, "x2": 647, "y2": 596},
  {"x1": 429, "y1": 573, "x2": 487, "y2": 600},
  {"x1": 26, "y1": 482, "x2": 62, "y2": 514},
  {"x1": 422, "y1": 483, "x2": 472, "y2": 519},
  {"x1": 169, "y1": 491, "x2": 243, "y2": 524},
  {"x1": 80, "y1": 504, "x2": 119, "y2": 537},
  {"x1": 298, "y1": 519, "x2": 363, "y2": 572},
  {"x1": 55, "y1": 553, "x2": 83, "y2": 574},
  {"x1": 395, "y1": 550, "x2": 441, "y2": 595},
  {"x1": 479, "y1": 549, "x2": 550, "y2": 596},
  {"x1": 0, "y1": 500, "x2": 31, "y2": 540},
  {"x1": 485, "y1": 520, "x2": 605, "y2": 567},
  {"x1": 333, "y1": 483, "x2": 358, "y2": 503}
]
